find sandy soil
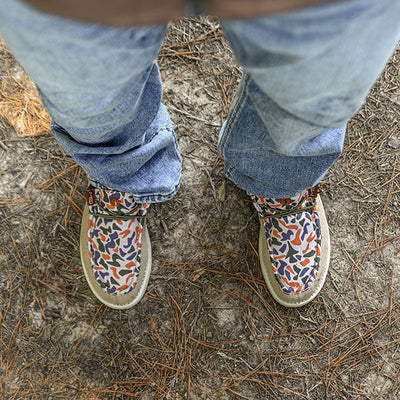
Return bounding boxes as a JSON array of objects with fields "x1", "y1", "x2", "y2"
[{"x1": 0, "y1": 17, "x2": 400, "y2": 400}]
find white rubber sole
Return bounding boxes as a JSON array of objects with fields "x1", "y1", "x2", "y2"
[
  {"x1": 80, "y1": 204, "x2": 152, "y2": 310},
  {"x1": 259, "y1": 195, "x2": 330, "y2": 308}
]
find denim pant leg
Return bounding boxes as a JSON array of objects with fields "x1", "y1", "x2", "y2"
[
  {"x1": 0, "y1": 0, "x2": 181, "y2": 203},
  {"x1": 221, "y1": 0, "x2": 400, "y2": 198}
]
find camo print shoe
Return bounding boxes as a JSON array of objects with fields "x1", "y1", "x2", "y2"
[
  {"x1": 251, "y1": 186, "x2": 330, "y2": 307},
  {"x1": 80, "y1": 187, "x2": 151, "y2": 309}
]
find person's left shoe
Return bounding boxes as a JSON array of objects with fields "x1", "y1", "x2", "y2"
[
  {"x1": 251, "y1": 186, "x2": 330, "y2": 307},
  {"x1": 80, "y1": 187, "x2": 151, "y2": 309}
]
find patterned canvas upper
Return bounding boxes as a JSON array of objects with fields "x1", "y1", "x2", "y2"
[
  {"x1": 252, "y1": 188, "x2": 321, "y2": 294},
  {"x1": 86, "y1": 188, "x2": 149, "y2": 295}
]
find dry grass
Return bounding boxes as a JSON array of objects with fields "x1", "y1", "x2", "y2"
[
  {"x1": 0, "y1": 17, "x2": 400, "y2": 400},
  {"x1": 0, "y1": 41, "x2": 50, "y2": 138}
]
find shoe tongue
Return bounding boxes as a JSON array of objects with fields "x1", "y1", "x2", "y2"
[
  {"x1": 91, "y1": 188, "x2": 147, "y2": 215},
  {"x1": 262, "y1": 190, "x2": 307, "y2": 210},
  {"x1": 252, "y1": 189, "x2": 310, "y2": 218},
  {"x1": 265, "y1": 190, "x2": 307, "y2": 210},
  {"x1": 98, "y1": 190, "x2": 134, "y2": 212}
]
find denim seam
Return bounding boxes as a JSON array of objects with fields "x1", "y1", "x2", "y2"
[
  {"x1": 225, "y1": 163, "x2": 235, "y2": 177},
  {"x1": 131, "y1": 124, "x2": 181, "y2": 202},
  {"x1": 218, "y1": 73, "x2": 249, "y2": 157},
  {"x1": 149, "y1": 126, "x2": 173, "y2": 142},
  {"x1": 131, "y1": 179, "x2": 181, "y2": 203},
  {"x1": 88, "y1": 178, "x2": 181, "y2": 203}
]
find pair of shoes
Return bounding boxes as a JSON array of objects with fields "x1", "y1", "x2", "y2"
[
  {"x1": 79, "y1": 186, "x2": 329, "y2": 309},
  {"x1": 251, "y1": 186, "x2": 330, "y2": 307},
  {"x1": 80, "y1": 187, "x2": 151, "y2": 309}
]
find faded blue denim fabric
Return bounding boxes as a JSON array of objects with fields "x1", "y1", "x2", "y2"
[
  {"x1": 0, "y1": 0, "x2": 179, "y2": 203},
  {"x1": 1, "y1": 0, "x2": 400, "y2": 201},
  {"x1": 220, "y1": 0, "x2": 400, "y2": 197}
]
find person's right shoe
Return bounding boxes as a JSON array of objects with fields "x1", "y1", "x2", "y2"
[
  {"x1": 251, "y1": 186, "x2": 330, "y2": 307},
  {"x1": 80, "y1": 187, "x2": 151, "y2": 309}
]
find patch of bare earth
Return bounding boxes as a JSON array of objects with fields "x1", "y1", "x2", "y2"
[{"x1": 0, "y1": 17, "x2": 400, "y2": 400}]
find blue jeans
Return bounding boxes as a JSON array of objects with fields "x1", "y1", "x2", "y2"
[{"x1": 1, "y1": 0, "x2": 400, "y2": 201}]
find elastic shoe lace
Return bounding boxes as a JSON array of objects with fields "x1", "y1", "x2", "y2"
[
  {"x1": 87, "y1": 191, "x2": 147, "y2": 221},
  {"x1": 257, "y1": 186, "x2": 319, "y2": 220}
]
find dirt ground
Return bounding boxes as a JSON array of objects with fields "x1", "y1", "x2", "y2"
[{"x1": 0, "y1": 17, "x2": 400, "y2": 400}]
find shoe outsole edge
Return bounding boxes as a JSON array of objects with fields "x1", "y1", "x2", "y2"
[
  {"x1": 80, "y1": 204, "x2": 152, "y2": 310},
  {"x1": 259, "y1": 195, "x2": 330, "y2": 308}
]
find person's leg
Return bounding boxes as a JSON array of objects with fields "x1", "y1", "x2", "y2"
[
  {"x1": 221, "y1": 0, "x2": 400, "y2": 198},
  {"x1": 0, "y1": 0, "x2": 181, "y2": 308},
  {"x1": 0, "y1": 0, "x2": 181, "y2": 203},
  {"x1": 221, "y1": 0, "x2": 400, "y2": 306}
]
